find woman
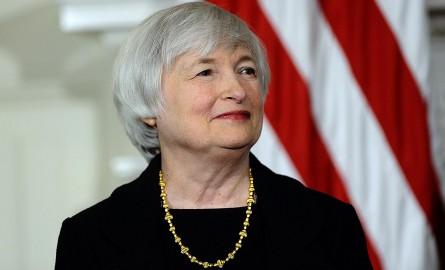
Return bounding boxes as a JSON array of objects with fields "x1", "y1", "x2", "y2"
[{"x1": 55, "y1": 2, "x2": 372, "y2": 269}]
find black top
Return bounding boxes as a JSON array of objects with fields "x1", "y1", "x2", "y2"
[
  {"x1": 164, "y1": 206, "x2": 266, "y2": 269},
  {"x1": 55, "y1": 154, "x2": 373, "y2": 269}
]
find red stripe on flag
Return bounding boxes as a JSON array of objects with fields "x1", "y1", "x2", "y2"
[
  {"x1": 319, "y1": 0, "x2": 445, "y2": 266},
  {"x1": 208, "y1": 0, "x2": 383, "y2": 269}
]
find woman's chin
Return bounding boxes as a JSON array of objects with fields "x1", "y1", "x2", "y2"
[
  {"x1": 211, "y1": 126, "x2": 261, "y2": 148},
  {"x1": 215, "y1": 137, "x2": 257, "y2": 151}
]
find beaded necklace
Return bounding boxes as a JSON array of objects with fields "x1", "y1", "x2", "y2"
[{"x1": 159, "y1": 169, "x2": 255, "y2": 269}]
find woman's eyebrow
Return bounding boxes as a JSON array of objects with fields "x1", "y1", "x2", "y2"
[
  {"x1": 192, "y1": 58, "x2": 216, "y2": 66},
  {"x1": 183, "y1": 55, "x2": 255, "y2": 71},
  {"x1": 197, "y1": 58, "x2": 216, "y2": 64},
  {"x1": 182, "y1": 58, "x2": 215, "y2": 71},
  {"x1": 236, "y1": 55, "x2": 256, "y2": 65}
]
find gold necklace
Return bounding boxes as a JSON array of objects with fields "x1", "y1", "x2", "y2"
[{"x1": 159, "y1": 169, "x2": 255, "y2": 269}]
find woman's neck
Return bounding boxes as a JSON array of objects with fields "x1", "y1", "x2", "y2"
[{"x1": 159, "y1": 148, "x2": 251, "y2": 209}]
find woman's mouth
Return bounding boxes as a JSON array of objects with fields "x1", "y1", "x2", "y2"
[{"x1": 215, "y1": 110, "x2": 251, "y2": 120}]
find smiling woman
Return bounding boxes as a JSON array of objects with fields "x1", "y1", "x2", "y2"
[
  {"x1": 155, "y1": 47, "x2": 264, "y2": 167},
  {"x1": 55, "y1": 2, "x2": 372, "y2": 269}
]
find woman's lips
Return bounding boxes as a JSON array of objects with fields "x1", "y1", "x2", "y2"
[{"x1": 215, "y1": 110, "x2": 251, "y2": 120}]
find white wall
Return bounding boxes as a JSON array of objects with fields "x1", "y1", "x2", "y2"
[
  {"x1": 0, "y1": 97, "x2": 99, "y2": 269},
  {"x1": 0, "y1": 2, "x2": 138, "y2": 269}
]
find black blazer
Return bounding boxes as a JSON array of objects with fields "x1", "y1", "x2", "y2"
[{"x1": 55, "y1": 154, "x2": 372, "y2": 269}]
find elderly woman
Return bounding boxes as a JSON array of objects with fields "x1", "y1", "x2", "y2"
[{"x1": 55, "y1": 2, "x2": 372, "y2": 269}]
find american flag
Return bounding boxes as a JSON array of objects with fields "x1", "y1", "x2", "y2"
[{"x1": 208, "y1": 0, "x2": 445, "y2": 269}]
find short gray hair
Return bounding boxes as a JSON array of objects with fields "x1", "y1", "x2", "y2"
[{"x1": 113, "y1": 1, "x2": 270, "y2": 162}]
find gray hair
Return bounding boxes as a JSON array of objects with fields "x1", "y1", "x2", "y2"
[{"x1": 113, "y1": 1, "x2": 270, "y2": 162}]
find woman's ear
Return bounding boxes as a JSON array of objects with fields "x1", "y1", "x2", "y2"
[{"x1": 142, "y1": 117, "x2": 157, "y2": 128}]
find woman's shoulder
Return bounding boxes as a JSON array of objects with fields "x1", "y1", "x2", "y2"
[
  {"x1": 63, "y1": 169, "x2": 158, "y2": 229},
  {"x1": 55, "y1": 170, "x2": 164, "y2": 269},
  {"x1": 278, "y1": 173, "x2": 349, "y2": 208},
  {"x1": 251, "y1": 154, "x2": 351, "y2": 213},
  {"x1": 67, "y1": 156, "x2": 163, "y2": 223},
  {"x1": 263, "y1": 172, "x2": 355, "y2": 226},
  {"x1": 251, "y1": 157, "x2": 372, "y2": 268},
  {"x1": 57, "y1": 170, "x2": 161, "y2": 255}
]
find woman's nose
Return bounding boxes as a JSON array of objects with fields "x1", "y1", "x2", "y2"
[{"x1": 221, "y1": 74, "x2": 247, "y2": 103}]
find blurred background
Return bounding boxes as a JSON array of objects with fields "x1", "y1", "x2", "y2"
[{"x1": 0, "y1": 0, "x2": 444, "y2": 269}]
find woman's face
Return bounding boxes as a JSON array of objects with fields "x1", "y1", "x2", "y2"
[{"x1": 154, "y1": 46, "x2": 264, "y2": 155}]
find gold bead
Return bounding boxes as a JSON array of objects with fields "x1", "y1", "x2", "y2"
[
  {"x1": 165, "y1": 213, "x2": 173, "y2": 221},
  {"x1": 181, "y1": 246, "x2": 189, "y2": 254}
]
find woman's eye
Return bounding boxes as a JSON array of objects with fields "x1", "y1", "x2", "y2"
[
  {"x1": 240, "y1": 67, "x2": 257, "y2": 77},
  {"x1": 196, "y1": 69, "x2": 212, "y2": 77}
]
